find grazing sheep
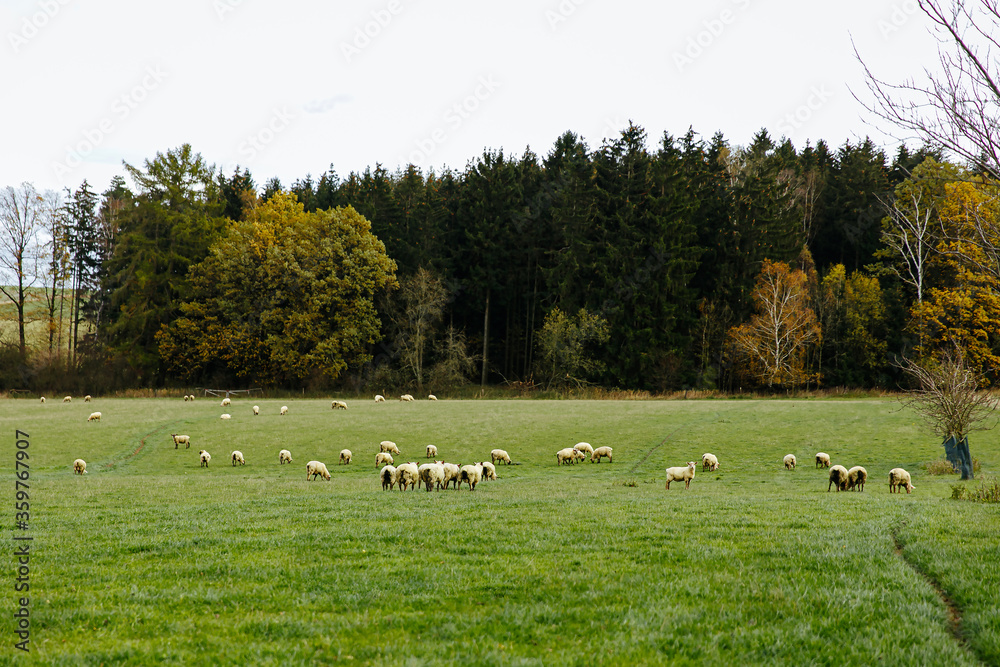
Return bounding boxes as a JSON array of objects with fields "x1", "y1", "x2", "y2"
[
  {"x1": 828, "y1": 464, "x2": 849, "y2": 492},
  {"x1": 396, "y1": 462, "x2": 419, "y2": 491},
  {"x1": 87, "y1": 412, "x2": 102, "y2": 422},
  {"x1": 63, "y1": 396, "x2": 71, "y2": 403},
  {"x1": 428, "y1": 394, "x2": 438, "y2": 400},
  {"x1": 783, "y1": 454, "x2": 796, "y2": 469},
  {"x1": 889, "y1": 468, "x2": 915, "y2": 494},
  {"x1": 418, "y1": 462, "x2": 445, "y2": 491},
  {"x1": 221, "y1": 397, "x2": 231, "y2": 407},
  {"x1": 331, "y1": 400, "x2": 348, "y2": 410},
  {"x1": 280, "y1": 405, "x2": 288, "y2": 415},
  {"x1": 665, "y1": 462, "x2": 697, "y2": 490},
  {"x1": 73, "y1": 458, "x2": 87, "y2": 475},
  {"x1": 702, "y1": 453, "x2": 719, "y2": 472},
  {"x1": 380, "y1": 440, "x2": 400, "y2": 455},
  {"x1": 480, "y1": 461, "x2": 497, "y2": 481},
  {"x1": 399, "y1": 394, "x2": 415, "y2": 402},
  {"x1": 491, "y1": 449, "x2": 512, "y2": 465},
  {"x1": 815, "y1": 452, "x2": 831, "y2": 468},
  {"x1": 591, "y1": 446, "x2": 613, "y2": 463},
  {"x1": 556, "y1": 447, "x2": 578, "y2": 465},
  {"x1": 340, "y1": 449, "x2": 353, "y2": 465},
  {"x1": 306, "y1": 460, "x2": 331, "y2": 481},
  {"x1": 188, "y1": 395, "x2": 195, "y2": 401},
  {"x1": 171, "y1": 434, "x2": 191, "y2": 449},
  {"x1": 220, "y1": 413, "x2": 232, "y2": 420},
  {"x1": 39, "y1": 396, "x2": 45, "y2": 403},
  {"x1": 375, "y1": 452, "x2": 394, "y2": 468},
  {"x1": 459, "y1": 463, "x2": 485, "y2": 491},
  {"x1": 279, "y1": 449, "x2": 293, "y2": 465},
  {"x1": 426, "y1": 444, "x2": 438, "y2": 458},
  {"x1": 573, "y1": 442, "x2": 594, "y2": 456},
  {"x1": 231, "y1": 450, "x2": 245, "y2": 466},
  {"x1": 184, "y1": 395, "x2": 190, "y2": 402},
  {"x1": 846, "y1": 466, "x2": 868, "y2": 492},
  {"x1": 84, "y1": 395, "x2": 92, "y2": 402},
  {"x1": 253, "y1": 405, "x2": 260, "y2": 415},
  {"x1": 438, "y1": 461, "x2": 461, "y2": 489},
  {"x1": 199, "y1": 450, "x2": 212, "y2": 467},
  {"x1": 374, "y1": 394, "x2": 386, "y2": 402},
  {"x1": 380, "y1": 464, "x2": 398, "y2": 490}
]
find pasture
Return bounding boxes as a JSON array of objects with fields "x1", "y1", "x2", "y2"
[{"x1": 2, "y1": 396, "x2": 998, "y2": 665}]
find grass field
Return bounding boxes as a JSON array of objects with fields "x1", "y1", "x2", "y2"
[{"x1": 1, "y1": 396, "x2": 998, "y2": 665}]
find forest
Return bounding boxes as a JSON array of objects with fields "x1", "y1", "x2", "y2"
[{"x1": 1, "y1": 124, "x2": 994, "y2": 394}]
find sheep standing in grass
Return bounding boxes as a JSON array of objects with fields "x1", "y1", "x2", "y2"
[
  {"x1": 380, "y1": 464, "x2": 398, "y2": 490},
  {"x1": 184, "y1": 395, "x2": 190, "y2": 402},
  {"x1": 438, "y1": 461, "x2": 461, "y2": 489},
  {"x1": 426, "y1": 444, "x2": 438, "y2": 459},
  {"x1": 665, "y1": 462, "x2": 697, "y2": 490},
  {"x1": 63, "y1": 396, "x2": 71, "y2": 403},
  {"x1": 374, "y1": 394, "x2": 386, "y2": 403},
  {"x1": 480, "y1": 461, "x2": 497, "y2": 481},
  {"x1": 171, "y1": 434, "x2": 191, "y2": 449},
  {"x1": 556, "y1": 447, "x2": 578, "y2": 465},
  {"x1": 188, "y1": 395, "x2": 196, "y2": 401},
  {"x1": 340, "y1": 449, "x2": 353, "y2": 465},
  {"x1": 221, "y1": 413, "x2": 232, "y2": 420},
  {"x1": 816, "y1": 452, "x2": 831, "y2": 468},
  {"x1": 375, "y1": 452, "x2": 394, "y2": 468},
  {"x1": 889, "y1": 468, "x2": 915, "y2": 494},
  {"x1": 306, "y1": 460, "x2": 331, "y2": 481},
  {"x1": 87, "y1": 412, "x2": 102, "y2": 422},
  {"x1": 573, "y1": 442, "x2": 594, "y2": 457},
  {"x1": 199, "y1": 450, "x2": 212, "y2": 467},
  {"x1": 783, "y1": 454, "x2": 796, "y2": 469},
  {"x1": 418, "y1": 462, "x2": 445, "y2": 491},
  {"x1": 40, "y1": 396, "x2": 45, "y2": 403},
  {"x1": 84, "y1": 395, "x2": 92, "y2": 402},
  {"x1": 380, "y1": 441, "x2": 400, "y2": 455},
  {"x1": 331, "y1": 400, "x2": 348, "y2": 410},
  {"x1": 253, "y1": 405, "x2": 260, "y2": 415},
  {"x1": 279, "y1": 449, "x2": 293, "y2": 465},
  {"x1": 828, "y1": 464, "x2": 849, "y2": 492},
  {"x1": 73, "y1": 458, "x2": 87, "y2": 475},
  {"x1": 702, "y1": 453, "x2": 719, "y2": 472},
  {"x1": 459, "y1": 463, "x2": 485, "y2": 491},
  {"x1": 491, "y1": 449, "x2": 511, "y2": 465},
  {"x1": 400, "y1": 394, "x2": 415, "y2": 402},
  {"x1": 280, "y1": 405, "x2": 288, "y2": 415},
  {"x1": 231, "y1": 451, "x2": 245, "y2": 466},
  {"x1": 591, "y1": 446, "x2": 613, "y2": 463},
  {"x1": 846, "y1": 466, "x2": 867, "y2": 491},
  {"x1": 396, "y1": 462, "x2": 419, "y2": 491},
  {"x1": 428, "y1": 394, "x2": 438, "y2": 400},
  {"x1": 221, "y1": 397, "x2": 231, "y2": 407}
]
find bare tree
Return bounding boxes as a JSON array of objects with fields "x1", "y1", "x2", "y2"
[
  {"x1": 898, "y1": 344, "x2": 997, "y2": 479},
  {"x1": 0, "y1": 183, "x2": 44, "y2": 357},
  {"x1": 390, "y1": 267, "x2": 449, "y2": 389},
  {"x1": 38, "y1": 190, "x2": 69, "y2": 358},
  {"x1": 878, "y1": 185, "x2": 934, "y2": 305}
]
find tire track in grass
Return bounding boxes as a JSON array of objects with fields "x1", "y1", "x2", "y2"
[
  {"x1": 630, "y1": 421, "x2": 706, "y2": 474},
  {"x1": 891, "y1": 522, "x2": 985, "y2": 665},
  {"x1": 99, "y1": 422, "x2": 178, "y2": 472}
]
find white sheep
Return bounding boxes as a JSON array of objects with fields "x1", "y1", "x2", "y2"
[
  {"x1": 221, "y1": 413, "x2": 232, "y2": 420},
  {"x1": 184, "y1": 395, "x2": 190, "y2": 402},
  {"x1": 783, "y1": 454, "x2": 796, "y2": 469},
  {"x1": 39, "y1": 396, "x2": 45, "y2": 404},
  {"x1": 459, "y1": 463, "x2": 485, "y2": 491},
  {"x1": 231, "y1": 450, "x2": 245, "y2": 466},
  {"x1": 556, "y1": 447, "x2": 579, "y2": 465},
  {"x1": 188, "y1": 394, "x2": 195, "y2": 401},
  {"x1": 846, "y1": 466, "x2": 867, "y2": 492},
  {"x1": 815, "y1": 452, "x2": 831, "y2": 468},
  {"x1": 701, "y1": 453, "x2": 719, "y2": 472},
  {"x1": 480, "y1": 461, "x2": 497, "y2": 481},
  {"x1": 279, "y1": 449, "x2": 293, "y2": 465},
  {"x1": 426, "y1": 444, "x2": 438, "y2": 458},
  {"x1": 491, "y1": 449, "x2": 511, "y2": 465},
  {"x1": 73, "y1": 458, "x2": 87, "y2": 475},
  {"x1": 399, "y1": 394, "x2": 415, "y2": 402},
  {"x1": 87, "y1": 412, "x2": 102, "y2": 422},
  {"x1": 665, "y1": 462, "x2": 697, "y2": 490},
  {"x1": 84, "y1": 395, "x2": 92, "y2": 402},
  {"x1": 396, "y1": 462, "x2": 419, "y2": 491},
  {"x1": 428, "y1": 394, "x2": 438, "y2": 400},
  {"x1": 340, "y1": 449, "x2": 353, "y2": 465},
  {"x1": 171, "y1": 434, "x2": 191, "y2": 449},
  {"x1": 380, "y1": 464, "x2": 398, "y2": 490},
  {"x1": 331, "y1": 400, "x2": 348, "y2": 410},
  {"x1": 306, "y1": 460, "x2": 331, "y2": 481},
  {"x1": 280, "y1": 405, "x2": 288, "y2": 415},
  {"x1": 889, "y1": 468, "x2": 915, "y2": 494},
  {"x1": 199, "y1": 450, "x2": 212, "y2": 467},
  {"x1": 253, "y1": 405, "x2": 260, "y2": 415},
  {"x1": 380, "y1": 440, "x2": 400, "y2": 454},
  {"x1": 221, "y1": 397, "x2": 231, "y2": 407},
  {"x1": 375, "y1": 452, "x2": 394, "y2": 468},
  {"x1": 63, "y1": 396, "x2": 71, "y2": 403},
  {"x1": 573, "y1": 442, "x2": 594, "y2": 456},
  {"x1": 591, "y1": 446, "x2": 613, "y2": 463},
  {"x1": 438, "y1": 461, "x2": 461, "y2": 489},
  {"x1": 828, "y1": 464, "x2": 849, "y2": 492},
  {"x1": 418, "y1": 462, "x2": 445, "y2": 491},
  {"x1": 374, "y1": 394, "x2": 386, "y2": 402}
]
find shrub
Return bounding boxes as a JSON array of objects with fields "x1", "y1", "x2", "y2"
[
  {"x1": 924, "y1": 458, "x2": 982, "y2": 475},
  {"x1": 951, "y1": 476, "x2": 1000, "y2": 503}
]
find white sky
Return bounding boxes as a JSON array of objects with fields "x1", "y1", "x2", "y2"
[{"x1": 1, "y1": 0, "x2": 939, "y2": 195}]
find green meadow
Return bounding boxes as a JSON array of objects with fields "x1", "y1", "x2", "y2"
[{"x1": 1, "y1": 396, "x2": 998, "y2": 665}]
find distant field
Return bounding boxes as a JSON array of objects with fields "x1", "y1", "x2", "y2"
[
  {"x1": 1, "y1": 397, "x2": 997, "y2": 665},
  {"x1": 0, "y1": 287, "x2": 85, "y2": 354}
]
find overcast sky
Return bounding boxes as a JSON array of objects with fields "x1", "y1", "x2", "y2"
[{"x1": 1, "y1": 0, "x2": 939, "y2": 195}]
